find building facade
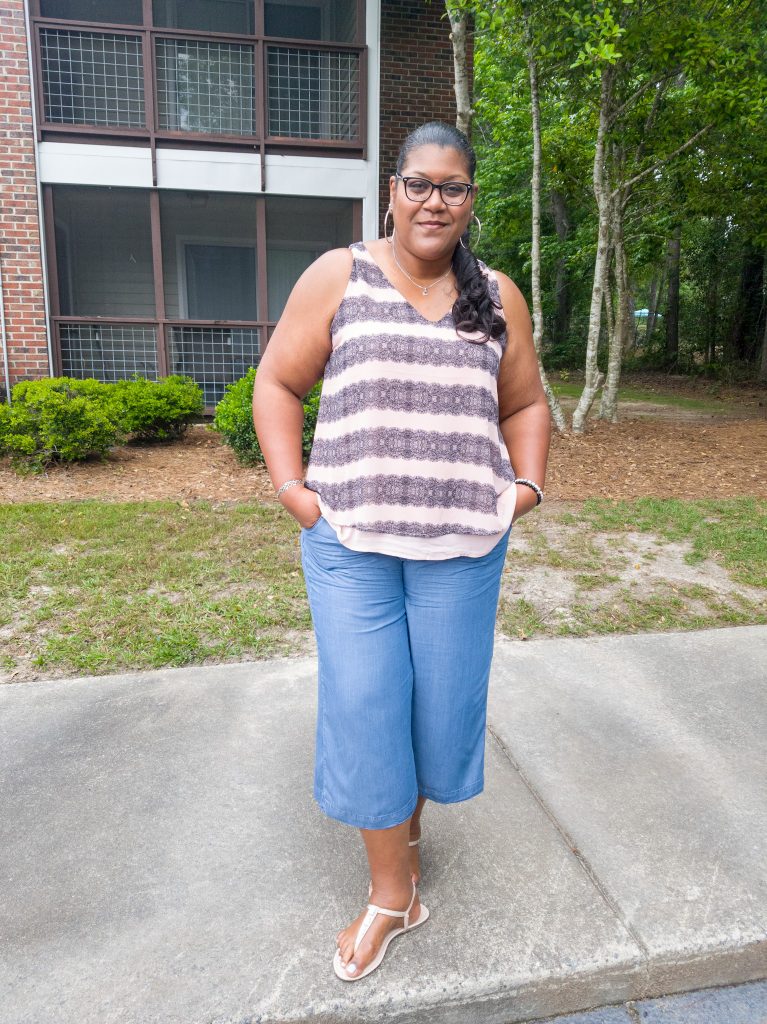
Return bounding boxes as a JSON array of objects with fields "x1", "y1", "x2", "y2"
[{"x1": 0, "y1": 0, "x2": 461, "y2": 409}]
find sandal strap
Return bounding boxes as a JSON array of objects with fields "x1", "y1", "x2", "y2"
[
  {"x1": 353, "y1": 882, "x2": 417, "y2": 951},
  {"x1": 408, "y1": 838, "x2": 420, "y2": 847}
]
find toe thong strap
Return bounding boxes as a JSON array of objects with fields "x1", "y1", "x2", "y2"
[{"x1": 353, "y1": 883, "x2": 417, "y2": 951}]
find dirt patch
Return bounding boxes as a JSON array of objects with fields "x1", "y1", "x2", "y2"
[
  {"x1": 1, "y1": 407, "x2": 766, "y2": 505},
  {"x1": 501, "y1": 512, "x2": 766, "y2": 636}
]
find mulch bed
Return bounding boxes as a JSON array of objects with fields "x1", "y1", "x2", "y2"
[{"x1": 2, "y1": 408, "x2": 766, "y2": 505}]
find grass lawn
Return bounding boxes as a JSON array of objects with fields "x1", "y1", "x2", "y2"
[
  {"x1": 2, "y1": 497, "x2": 766, "y2": 681},
  {"x1": 550, "y1": 381, "x2": 737, "y2": 413}
]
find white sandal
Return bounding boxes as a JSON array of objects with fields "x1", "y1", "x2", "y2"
[{"x1": 333, "y1": 880, "x2": 429, "y2": 982}]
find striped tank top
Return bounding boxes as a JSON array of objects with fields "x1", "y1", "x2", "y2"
[{"x1": 303, "y1": 241, "x2": 517, "y2": 559}]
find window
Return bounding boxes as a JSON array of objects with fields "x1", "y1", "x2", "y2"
[
  {"x1": 40, "y1": 0, "x2": 143, "y2": 25},
  {"x1": 53, "y1": 186, "x2": 155, "y2": 317},
  {"x1": 265, "y1": 196, "x2": 352, "y2": 318},
  {"x1": 153, "y1": 0, "x2": 255, "y2": 34}
]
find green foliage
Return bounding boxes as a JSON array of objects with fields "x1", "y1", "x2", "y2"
[
  {"x1": 213, "y1": 366, "x2": 322, "y2": 465},
  {"x1": 471, "y1": 0, "x2": 767, "y2": 377},
  {"x1": 0, "y1": 378, "x2": 121, "y2": 473},
  {"x1": 0, "y1": 375, "x2": 205, "y2": 473},
  {"x1": 110, "y1": 374, "x2": 204, "y2": 441}
]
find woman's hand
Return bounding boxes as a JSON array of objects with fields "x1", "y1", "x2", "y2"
[
  {"x1": 280, "y1": 484, "x2": 322, "y2": 529},
  {"x1": 511, "y1": 483, "x2": 539, "y2": 524}
]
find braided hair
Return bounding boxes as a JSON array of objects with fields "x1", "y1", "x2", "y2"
[{"x1": 395, "y1": 122, "x2": 506, "y2": 342}]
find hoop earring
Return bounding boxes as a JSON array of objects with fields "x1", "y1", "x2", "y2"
[
  {"x1": 458, "y1": 213, "x2": 482, "y2": 250},
  {"x1": 384, "y1": 207, "x2": 395, "y2": 244},
  {"x1": 471, "y1": 212, "x2": 482, "y2": 247}
]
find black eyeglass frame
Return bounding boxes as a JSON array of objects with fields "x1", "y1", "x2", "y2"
[{"x1": 395, "y1": 173, "x2": 475, "y2": 206}]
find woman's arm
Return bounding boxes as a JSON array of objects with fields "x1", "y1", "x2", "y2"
[
  {"x1": 253, "y1": 247, "x2": 353, "y2": 527},
  {"x1": 495, "y1": 271, "x2": 552, "y2": 522}
]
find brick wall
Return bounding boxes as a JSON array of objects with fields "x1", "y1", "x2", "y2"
[
  {"x1": 378, "y1": 0, "x2": 472, "y2": 233},
  {"x1": 0, "y1": 0, "x2": 50, "y2": 395}
]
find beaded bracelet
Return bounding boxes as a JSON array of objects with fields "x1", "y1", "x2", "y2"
[
  {"x1": 515, "y1": 478, "x2": 543, "y2": 506},
  {"x1": 275, "y1": 478, "x2": 304, "y2": 498}
]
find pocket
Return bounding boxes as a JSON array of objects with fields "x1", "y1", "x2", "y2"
[{"x1": 302, "y1": 514, "x2": 324, "y2": 533}]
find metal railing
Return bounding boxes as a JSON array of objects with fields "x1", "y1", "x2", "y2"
[
  {"x1": 35, "y1": 21, "x2": 364, "y2": 146},
  {"x1": 54, "y1": 318, "x2": 269, "y2": 409}
]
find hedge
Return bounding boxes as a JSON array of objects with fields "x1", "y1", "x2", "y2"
[
  {"x1": 212, "y1": 366, "x2": 321, "y2": 465},
  {"x1": 0, "y1": 375, "x2": 203, "y2": 473}
]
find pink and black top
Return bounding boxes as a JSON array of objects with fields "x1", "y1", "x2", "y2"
[{"x1": 303, "y1": 241, "x2": 517, "y2": 559}]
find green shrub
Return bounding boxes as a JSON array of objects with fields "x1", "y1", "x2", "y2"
[
  {"x1": 111, "y1": 374, "x2": 204, "y2": 441},
  {"x1": 0, "y1": 377, "x2": 120, "y2": 473},
  {"x1": 213, "y1": 366, "x2": 322, "y2": 465}
]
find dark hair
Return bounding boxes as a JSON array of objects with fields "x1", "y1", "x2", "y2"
[{"x1": 395, "y1": 121, "x2": 505, "y2": 342}]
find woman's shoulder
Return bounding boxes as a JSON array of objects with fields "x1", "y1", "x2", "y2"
[{"x1": 480, "y1": 264, "x2": 527, "y2": 311}]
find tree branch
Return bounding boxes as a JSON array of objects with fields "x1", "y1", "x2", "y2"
[
  {"x1": 608, "y1": 69, "x2": 680, "y2": 128},
  {"x1": 612, "y1": 123, "x2": 713, "y2": 198}
]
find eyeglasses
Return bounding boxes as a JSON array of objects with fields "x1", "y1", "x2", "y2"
[{"x1": 395, "y1": 173, "x2": 473, "y2": 206}]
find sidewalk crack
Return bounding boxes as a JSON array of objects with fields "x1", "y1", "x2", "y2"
[{"x1": 487, "y1": 723, "x2": 650, "y2": 959}]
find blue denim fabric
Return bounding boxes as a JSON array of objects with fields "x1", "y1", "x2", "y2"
[{"x1": 300, "y1": 515, "x2": 512, "y2": 830}]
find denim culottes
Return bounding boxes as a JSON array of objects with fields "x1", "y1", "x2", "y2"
[{"x1": 300, "y1": 515, "x2": 511, "y2": 830}]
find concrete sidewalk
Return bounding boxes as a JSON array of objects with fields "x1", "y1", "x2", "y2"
[{"x1": 1, "y1": 626, "x2": 765, "y2": 1024}]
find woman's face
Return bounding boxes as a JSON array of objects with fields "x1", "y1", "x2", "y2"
[{"x1": 389, "y1": 143, "x2": 476, "y2": 261}]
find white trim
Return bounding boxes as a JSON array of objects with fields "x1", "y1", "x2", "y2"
[
  {"x1": 39, "y1": 142, "x2": 154, "y2": 189},
  {"x1": 364, "y1": 0, "x2": 381, "y2": 241},
  {"x1": 22, "y1": 0, "x2": 55, "y2": 380},
  {"x1": 37, "y1": 142, "x2": 377, "y2": 199},
  {"x1": 263, "y1": 153, "x2": 367, "y2": 196}
]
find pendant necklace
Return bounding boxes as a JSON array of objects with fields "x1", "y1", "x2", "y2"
[{"x1": 392, "y1": 241, "x2": 453, "y2": 296}]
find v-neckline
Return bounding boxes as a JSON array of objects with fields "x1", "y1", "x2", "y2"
[{"x1": 358, "y1": 242, "x2": 455, "y2": 327}]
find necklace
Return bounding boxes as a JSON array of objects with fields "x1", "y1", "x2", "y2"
[{"x1": 391, "y1": 242, "x2": 453, "y2": 296}]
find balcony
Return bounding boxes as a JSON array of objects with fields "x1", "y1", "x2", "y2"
[
  {"x1": 49, "y1": 186, "x2": 357, "y2": 409},
  {"x1": 32, "y1": 0, "x2": 365, "y2": 152}
]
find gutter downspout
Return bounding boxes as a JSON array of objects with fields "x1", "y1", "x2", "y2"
[
  {"x1": 0, "y1": 255, "x2": 11, "y2": 404},
  {"x1": 23, "y1": 0, "x2": 55, "y2": 383}
]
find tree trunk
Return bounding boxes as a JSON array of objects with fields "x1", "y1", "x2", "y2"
[
  {"x1": 599, "y1": 195, "x2": 630, "y2": 422},
  {"x1": 646, "y1": 267, "x2": 664, "y2": 342},
  {"x1": 550, "y1": 189, "x2": 571, "y2": 346},
  {"x1": 446, "y1": 5, "x2": 471, "y2": 137},
  {"x1": 706, "y1": 267, "x2": 718, "y2": 364},
  {"x1": 527, "y1": 38, "x2": 567, "y2": 432},
  {"x1": 665, "y1": 224, "x2": 681, "y2": 367},
  {"x1": 572, "y1": 68, "x2": 613, "y2": 434},
  {"x1": 726, "y1": 244, "x2": 765, "y2": 363},
  {"x1": 759, "y1": 294, "x2": 767, "y2": 382}
]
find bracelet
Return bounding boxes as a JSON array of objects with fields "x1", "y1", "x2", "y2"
[
  {"x1": 275, "y1": 478, "x2": 304, "y2": 498},
  {"x1": 515, "y1": 477, "x2": 543, "y2": 506}
]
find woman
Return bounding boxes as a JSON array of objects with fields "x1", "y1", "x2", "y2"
[{"x1": 253, "y1": 122, "x2": 550, "y2": 982}]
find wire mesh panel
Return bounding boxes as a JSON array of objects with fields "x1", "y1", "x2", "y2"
[
  {"x1": 156, "y1": 37, "x2": 256, "y2": 135},
  {"x1": 267, "y1": 46, "x2": 359, "y2": 140},
  {"x1": 59, "y1": 323, "x2": 159, "y2": 379},
  {"x1": 40, "y1": 29, "x2": 145, "y2": 127},
  {"x1": 167, "y1": 325, "x2": 260, "y2": 406}
]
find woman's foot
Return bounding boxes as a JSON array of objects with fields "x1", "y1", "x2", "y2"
[
  {"x1": 335, "y1": 883, "x2": 422, "y2": 978},
  {"x1": 409, "y1": 826, "x2": 421, "y2": 885}
]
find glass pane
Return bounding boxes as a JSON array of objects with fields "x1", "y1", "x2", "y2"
[
  {"x1": 155, "y1": 37, "x2": 256, "y2": 135},
  {"x1": 267, "y1": 46, "x2": 359, "y2": 139},
  {"x1": 160, "y1": 191, "x2": 259, "y2": 319},
  {"x1": 266, "y1": 196, "x2": 353, "y2": 320},
  {"x1": 40, "y1": 28, "x2": 145, "y2": 128},
  {"x1": 53, "y1": 186, "x2": 155, "y2": 317},
  {"x1": 185, "y1": 245, "x2": 257, "y2": 320},
  {"x1": 40, "y1": 0, "x2": 143, "y2": 25},
  {"x1": 264, "y1": 0, "x2": 356, "y2": 42},
  {"x1": 152, "y1": 0, "x2": 255, "y2": 35}
]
